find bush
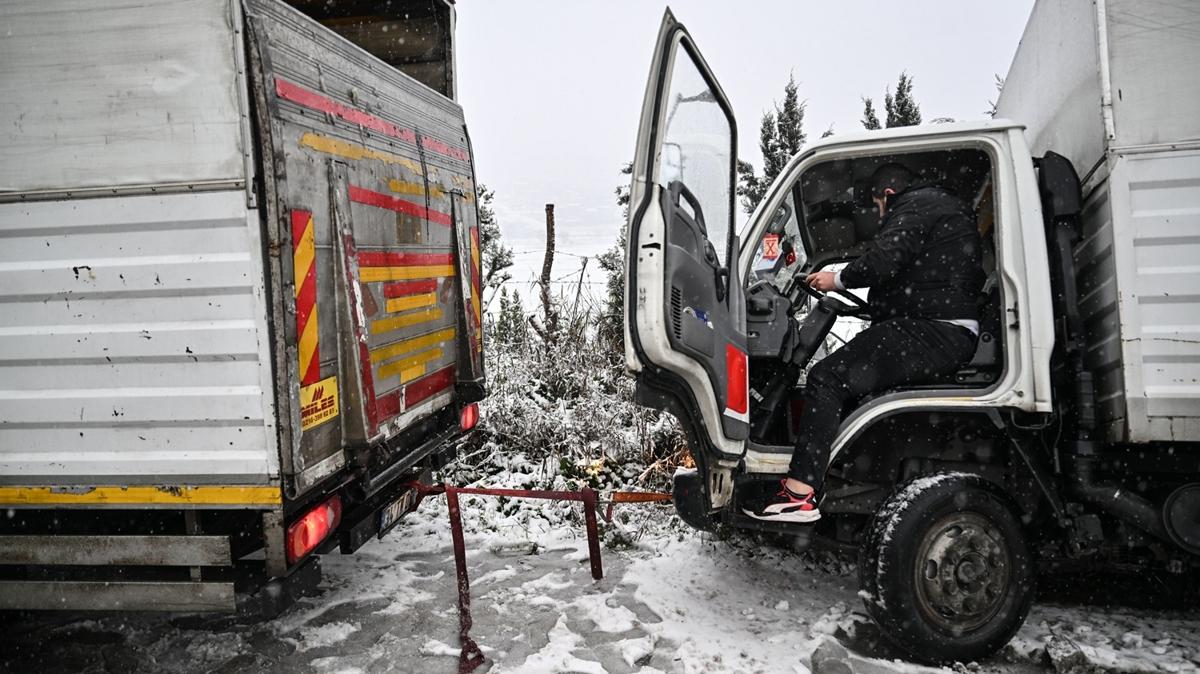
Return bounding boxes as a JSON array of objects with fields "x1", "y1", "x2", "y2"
[{"x1": 456, "y1": 312, "x2": 688, "y2": 495}]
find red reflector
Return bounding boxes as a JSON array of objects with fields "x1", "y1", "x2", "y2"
[
  {"x1": 725, "y1": 344, "x2": 748, "y2": 416},
  {"x1": 286, "y1": 495, "x2": 342, "y2": 564},
  {"x1": 460, "y1": 402, "x2": 479, "y2": 431}
]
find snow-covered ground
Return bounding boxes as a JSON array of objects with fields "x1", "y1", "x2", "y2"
[{"x1": 2, "y1": 490, "x2": 1197, "y2": 674}]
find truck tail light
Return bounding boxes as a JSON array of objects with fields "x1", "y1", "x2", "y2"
[
  {"x1": 286, "y1": 495, "x2": 342, "y2": 564},
  {"x1": 460, "y1": 402, "x2": 479, "y2": 431}
]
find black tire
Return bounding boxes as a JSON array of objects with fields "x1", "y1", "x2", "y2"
[{"x1": 858, "y1": 472, "x2": 1035, "y2": 664}]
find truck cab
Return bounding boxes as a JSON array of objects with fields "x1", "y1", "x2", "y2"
[{"x1": 624, "y1": 10, "x2": 1199, "y2": 664}]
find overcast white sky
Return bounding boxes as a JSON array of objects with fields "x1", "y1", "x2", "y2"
[{"x1": 455, "y1": 1, "x2": 1035, "y2": 309}]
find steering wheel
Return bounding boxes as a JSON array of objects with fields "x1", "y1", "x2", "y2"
[{"x1": 796, "y1": 278, "x2": 872, "y2": 317}]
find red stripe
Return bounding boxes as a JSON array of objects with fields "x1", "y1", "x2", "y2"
[
  {"x1": 376, "y1": 390, "x2": 401, "y2": 420},
  {"x1": 290, "y1": 210, "x2": 310, "y2": 248},
  {"x1": 349, "y1": 185, "x2": 453, "y2": 227},
  {"x1": 296, "y1": 268, "x2": 317, "y2": 335},
  {"x1": 291, "y1": 210, "x2": 320, "y2": 387},
  {"x1": 274, "y1": 78, "x2": 469, "y2": 162},
  {"x1": 275, "y1": 78, "x2": 417, "y2": 144},
  {"x1": 420, "y1": 136, "x2": 470, "y2": 163},
  {"x1": 357, "y1": 251, "x2": 454, "y2": 268},
  {"x1": 404, "y1": 366, "x2": 455, "y2": 408},
  {"x1": 383, "y1": 279, "x2": 439, "y2": 298}
]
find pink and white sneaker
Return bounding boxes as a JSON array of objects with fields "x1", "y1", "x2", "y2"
[{"x1": 743, "y1": 480, "x2": 821, "y2": 523}]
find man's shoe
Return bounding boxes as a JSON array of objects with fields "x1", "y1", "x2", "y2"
[{"x1": 742, "y1": 480, "x2": 821, "y2": 523}]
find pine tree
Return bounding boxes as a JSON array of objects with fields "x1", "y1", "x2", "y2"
[
  {"x1": 494, "y1": 287, "x2": 527, "y2": 346},
  {"x1": 476, "y1": 184, "x2": 513, "y2": 311},
  {"x1": 775, "y1": 75, "x2": 806, "y2": 160},
  {"x1": 736, "y1": 159, "x2": 764, "y2": 213},
  {"x1": 738, "y1": 75, "x2": 806, "y2": 213},
  {"x1": 884, "y1": 72, "x2": 922, "y2": 128},
  {"x1": 493, "y1": 287, "x2": 512, "y2": 343},
  {"x1": 861, "y1": 97, "x2": 881, "y2": 130},
  {"x1": 598, "y1": 163, "x2": 634, "y2": 351}
]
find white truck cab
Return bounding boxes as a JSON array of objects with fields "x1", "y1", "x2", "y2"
[{"x1": 624, "y1": 9, "x2": 1200, "y2": 664}]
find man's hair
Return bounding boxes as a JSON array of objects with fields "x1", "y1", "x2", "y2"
[{"x1": 869, "y1": 162, "x2": 917, "y2": 199}]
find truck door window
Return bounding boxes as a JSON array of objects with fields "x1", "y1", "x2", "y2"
[{"x1": 657, "y1": 51, "x2": 733, "y2": 262}]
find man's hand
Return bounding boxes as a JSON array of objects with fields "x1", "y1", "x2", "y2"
[{"x1": 805, "y1": 271, "x2": 839, "y2": 292}]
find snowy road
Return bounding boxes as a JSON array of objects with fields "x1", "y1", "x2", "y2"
[{"x1": 2, "y1": 505, "x2": 1198, "y2": 674}]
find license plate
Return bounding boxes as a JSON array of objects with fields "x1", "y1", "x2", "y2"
[{"x1": 378, "y1": 488, "x2": 418, "y2": 537}]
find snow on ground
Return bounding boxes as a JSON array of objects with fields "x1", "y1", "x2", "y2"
[{"x1": 1, "y1": 491, "x2": 1197, "y2": 673}]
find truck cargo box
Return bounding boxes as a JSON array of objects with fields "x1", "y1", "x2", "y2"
[
  {"x1": 0, "y1": 0, "x2": 483, "y2": 506},
  {"x1": 996, "y1": 0, "x2": 1200, "y2": 443}
]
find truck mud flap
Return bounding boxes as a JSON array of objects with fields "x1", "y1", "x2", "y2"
[{"x1": 672, "y1": 468, "x2": 718, "y2": 532}]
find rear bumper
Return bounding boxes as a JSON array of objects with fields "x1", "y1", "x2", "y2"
[{"x1": 335, "y1": 421, "x2": 465, "y2": 555}]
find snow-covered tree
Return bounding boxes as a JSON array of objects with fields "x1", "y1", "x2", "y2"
[
  {"x1": 884, "y1": 72, "x2": 922, "y2": 128},
  {"x1": 598, "y1": 163, "x2": 634, "y2": 351},
  {"x1": 861, "y1": 96, "x2": 882, "y2": 130},
  {"x1": 738, "y1": 74, "x2": 806, "y2": 213},
  {"x1": 493, "y1": 287, "x2": 527, "y2": 346},
  {"x1": 476, "y1": 184, "x2": 513, "y2": 311}
]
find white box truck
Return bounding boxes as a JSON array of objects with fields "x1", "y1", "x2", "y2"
[
  {"x1": 623, "y1": 2, "x2": 1198, "y2": 663},
  {"x1": 0, "y1": 0, "x2": 486, "y2": 611}
]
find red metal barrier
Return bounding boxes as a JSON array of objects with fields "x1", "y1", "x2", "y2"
[{"x1": 407, "y1": 481, "x2": 670, "y2": 673}]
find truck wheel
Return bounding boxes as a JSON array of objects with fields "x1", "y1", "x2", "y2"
[{"x1": 858, "y1": 472, "x2": 1034, "y2": 664}]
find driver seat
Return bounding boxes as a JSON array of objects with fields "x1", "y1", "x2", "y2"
[{"x1": 855, "y1": 277, "x2": 1003, "y2": 405}]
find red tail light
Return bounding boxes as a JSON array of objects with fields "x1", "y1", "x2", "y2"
[
  {"x1": 286, "y1": 495, "x2": 342, "y2": 564},
  {"x1": 460, "y1": 402, "x2": 479, "y2": 431}
]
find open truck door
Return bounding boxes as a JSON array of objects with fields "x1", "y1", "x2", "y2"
[{"x1": 624, "y1": 10, "x2": 748, "y2": 513}]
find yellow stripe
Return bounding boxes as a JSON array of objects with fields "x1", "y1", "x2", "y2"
[
  {"x1": 389, "y1": 178, "x2": 444, "y2": 200},
  {"x1": 370, "y1": 307, "x2": 442, "y2": 335},
  {"x1": 369, "y1": 327, "x2": 455, "y2": 362},
  {"x1": 293, "y1": 220, "x2": 315, "y2": 291},
  {"x1": 377, "y1": 347, "x2": 442, "y2": 380},
  {"x1": 298, "y1": 309, "x2": 320, "y2": 376},
  {"x1": 470, "y1": 235, "x2": 482, "y2": 329},
  {"x1": 293, "y1": 214, "x2": 319, "y2": 380},
  {"x1": 0, "y1": 485, "x2": 282, "y2": 507},
  {"x1": 399, "y1": 364, "x2": 426, "y2": 383},
  {"x1": 359, "y1": 265, "x2": 456, "y2": 283},
  {"x1": 300, "y1": 132, "x2": 424, "y2": 175},
  {"x1": 385, "y1": 292, "x2": 437, "y2": 313}
]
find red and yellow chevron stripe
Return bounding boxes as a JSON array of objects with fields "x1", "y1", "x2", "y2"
[{"x1": 292, "y1": 210, "x2": 320, "y2": 386}]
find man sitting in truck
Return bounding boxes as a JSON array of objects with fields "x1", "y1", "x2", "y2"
[{"x1": 745, "y1": 163, "x2": 986, "y2": 523}]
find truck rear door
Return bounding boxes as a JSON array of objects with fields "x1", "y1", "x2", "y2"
[
  {"x1": 246, "y1": 0, "x2": 483, "y2": 497},
  {"x1": 624, "y1": 11, "x2": 749, "y2": 482}
]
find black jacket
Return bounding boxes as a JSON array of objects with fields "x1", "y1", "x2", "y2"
[{"x1": 839, "y1": 183, "x2": 984, "y2": 322}]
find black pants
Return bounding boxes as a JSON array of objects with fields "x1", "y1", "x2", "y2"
[{"x1": 787, "y1": 318, "x2": 977, "y2": 490}]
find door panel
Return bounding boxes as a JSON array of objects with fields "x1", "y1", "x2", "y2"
[
  {"x1": 625, "y1": 11, "x2": 747, "y2": 464},
  {"x1": 247, "y1": 0, "x2": 476, "y2": 498}
]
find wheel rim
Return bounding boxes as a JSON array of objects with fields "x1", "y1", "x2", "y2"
[{"x1": 913, "y1": 511, "x2": 1012, "y2": 635}]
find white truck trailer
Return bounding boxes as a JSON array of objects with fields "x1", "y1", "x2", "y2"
[
  {"x1": 995, "y1": 0, "x2": 1200, "y2": 444},
  {"x1": 623, "y1": 2, "x2": 1198, "y2": 663},
  {"x1": 0, "y1": 0, "x2": 486, "y2": 611}
]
